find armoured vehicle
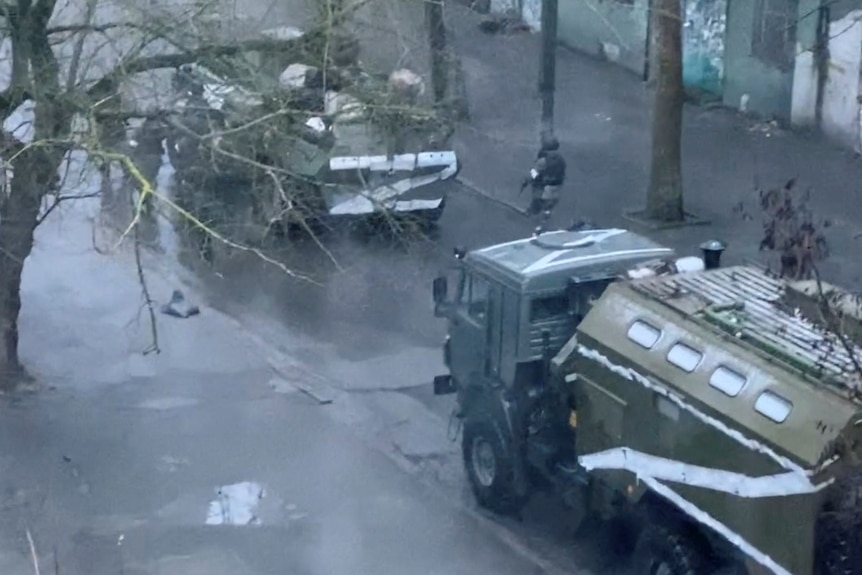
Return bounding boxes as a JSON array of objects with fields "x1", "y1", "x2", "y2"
[
  {"x1": 431, "y1": 227, "x2": 862, "y2": 575},
  {"x1": 166, "y1": 62, "x2": 458, "y2": 238}
]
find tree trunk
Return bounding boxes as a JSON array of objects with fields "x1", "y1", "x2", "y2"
[
  {"x1": 0, "y1": 150, "x2": 47, "y2": 386},
  {"x1": 0, "y1": 0, "x2": 64, "y2": 388},
  {"x1": 645, "y1": 0, "x2": 684, "y2": 222}
]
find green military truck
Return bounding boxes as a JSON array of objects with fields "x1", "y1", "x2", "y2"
[{"x1": 431, "y1": 227, "x2": 862, "y2": 575}]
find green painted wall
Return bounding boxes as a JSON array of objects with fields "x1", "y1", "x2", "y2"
[
  {"x1": 558, "y1": 0, "x2": 650, "y2": 76},
  {"x1": 722, "y1": 0, "x2": 799, "y2": 120},
  {"x1": 682, "y1": 0, "x2": 727, "y2": 96}
]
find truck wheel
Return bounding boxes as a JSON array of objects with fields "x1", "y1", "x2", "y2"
[
  {"x1": 462, "y1": 416, "x2": 525, "y2": 516},
  {"x1": 632, "y1": 523, "x2": 704, "y2": 575}
]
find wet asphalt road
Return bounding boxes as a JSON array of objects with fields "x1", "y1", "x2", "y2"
[
  {"x1": 3, "y1": 174, "x2": 591, "y2": 575},
  {"x1": 1, "y1": 374, "x2": 546, "y2": 575},
  {"x1": 176, "y1": 181, "x2": 631, "y2": 575},
  {"x1": 192, "y1": 182, "x2": 537, "y2": 370}
]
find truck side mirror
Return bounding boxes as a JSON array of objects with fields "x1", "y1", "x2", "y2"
[{"x1": 433, "y1": 276, "x2": 448, "y2": 304}]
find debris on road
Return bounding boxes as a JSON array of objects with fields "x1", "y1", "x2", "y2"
[{"x1": 160, "y1": 289, "x2": 200, "y2": 319}]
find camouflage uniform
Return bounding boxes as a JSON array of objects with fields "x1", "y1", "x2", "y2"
[{"x1": 527, "y1": 136, "x2": 566, "y2": 220}]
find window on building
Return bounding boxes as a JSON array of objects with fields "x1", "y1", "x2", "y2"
[
  {"x1": 755, "y1": 390, "x2": 792, "y2": 423},
  {"x1": 751, "y1": 0, "x2": 797, "y2": 71},
  {"x1": 667, "y1": 342, "x2": 703, "y2": 372},
  {"x1": 709, "y1": 366, "x2": 748, "y2": 397},
  {"x1": 627, "y1": 320, "x2": 662, "y2": 349},
  {"x1": 531, "y1": 294, "x2": 569, "y2": 323}
]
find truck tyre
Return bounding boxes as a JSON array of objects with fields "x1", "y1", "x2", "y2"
[
  {"x1": 462, "y1": 415, "x2": 526, "y2": 516},
  {"x1": 632, "y1": 523, "x2": 704, "y2": 575}
]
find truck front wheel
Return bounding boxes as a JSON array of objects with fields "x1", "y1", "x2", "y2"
[
  {"x1": 632, "y1": 523, "x2": 705, "y2": 575},
  {"x1": 462, "y1": 416, "x2": 526, "y2": 516}
]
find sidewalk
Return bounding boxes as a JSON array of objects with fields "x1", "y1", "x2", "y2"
[{"x1": 446, "y1": 4, "x2": 862, "y2": 286}]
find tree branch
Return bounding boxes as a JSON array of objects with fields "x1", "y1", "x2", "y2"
[
  {"x1": 86, "y1": 34, "x2": 312, "y2": 99},
  {"x1": 47, "y1": 22, "x2": 126, "y2": 35},
  {"x1": 85, "y1": 0, "x2": 375, "y2": 99}
]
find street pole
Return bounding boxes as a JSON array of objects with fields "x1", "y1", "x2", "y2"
[
  {"x1": 538, "y1": 0, "x2": 558, "y2": 140},
  {"x1": 426, "y1": 0, "x2": 448, "y2": 107}
]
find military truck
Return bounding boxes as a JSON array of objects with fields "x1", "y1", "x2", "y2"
[
  {"x1": 431, "y1": 227, "x2": 862, "y2": 575},
  {"x1": 166, "y1": 62, "x2": 458, "y2": 239}
]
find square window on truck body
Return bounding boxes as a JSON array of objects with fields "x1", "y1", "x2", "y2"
[
  {"x1": 709, "y1": 366, "x2": 747, "y2": 397},
  {"x1": 667, "y1": 343, "x2": 703, "y2": 373},
  {"x1": 755, "y1": 391, "x2": 792, "y2": 423},
  {"x1": 627, "y1": 320, "x2": 661, "y2": 349}
]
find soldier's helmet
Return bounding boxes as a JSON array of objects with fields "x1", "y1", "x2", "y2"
[{"x1": 540, "y1": 135, "x2": 560, "y2": 152}]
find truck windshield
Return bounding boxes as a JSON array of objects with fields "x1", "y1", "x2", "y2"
[
  {"x1": 530, "y1": 294, "x2": 569, "y2": 323},
  {"x1": 457, "y1": 272, "x2": 489, "y2": 322}
]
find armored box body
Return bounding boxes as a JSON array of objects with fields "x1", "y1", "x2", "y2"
[{"x1": 566, "y1": 265, "x2": 862, "y2": 575}]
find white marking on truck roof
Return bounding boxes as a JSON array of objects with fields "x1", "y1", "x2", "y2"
[
  {"x1": 475, "y1": 228, "x2": 627, "y2": 253},
  {"x1": 520, "y1": 229, "x2": 628, "y2": 273},
  {"x1": 522, "y1": 248, "x2": 674, "y2": 275},
  {"x1": 578, "y1": 447, "x2": 830, "y2": 497},
  {"x1": 641, "y1": 476, "x2": 793, "y2": 575},
  {"x1": 576, "y1": 345, "x2": 808, "y2": 475}
]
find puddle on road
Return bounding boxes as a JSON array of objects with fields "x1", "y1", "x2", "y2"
[{"x1": 205, "y1": 481, "x2": 265, "y2": 526}]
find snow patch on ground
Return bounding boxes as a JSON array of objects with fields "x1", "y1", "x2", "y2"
[{"x1": 205, "y1": 481, "x2": 265, "y2": 526}]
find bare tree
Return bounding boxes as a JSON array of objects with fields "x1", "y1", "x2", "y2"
[
  {"x1": 0, "y1": 0, "x2": 339, "y2": 387},
  {"x1": 742, "y1": 178, "x2": 862, "y2": 381},
  {"x1": 0, "y1": 0, "x2": 457, "y2": 388},
  {"x1": 645, "y1": 0, "x2": 684, "y2": 222}
]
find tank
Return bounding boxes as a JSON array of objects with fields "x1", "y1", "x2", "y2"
[{"x1": 166, "y1": 61, "x2": 459, "y2": 239}]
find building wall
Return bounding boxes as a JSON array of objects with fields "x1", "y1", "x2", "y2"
[
  {"x1": 722, "y1": 0, "x2": 799, "y2": 120},
  {"x1": 682, "y1": 0, "x2": 727, "y2": 96},
  {"x1": 789, "y1": 0, "x2": 822, "y2": 127},
  {"x1": 790, "y1": 0, "x2": 862, "y2": 153},
  {"x1": 558, "y1": 0, "x2": 650, "y2": 76},
  {"x1": 819, "y1": 9, "x2": 862, "y2": 149}
]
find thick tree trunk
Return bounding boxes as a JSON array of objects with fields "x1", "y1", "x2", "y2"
[
  {"x1": 0, "y1": 150, "x2": 47, "y2": 386},
  {"x1": 645, "y1": 0, "x2": 684, "y2": 222},
  {"x1": 0, "y1": 0, "x2": 66, "y2": 388}
]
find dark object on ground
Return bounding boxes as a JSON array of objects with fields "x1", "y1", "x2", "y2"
[
  {"x1": 478, "y1": 16, "x2": 531, "y2": 35},
  {"x1": 160, "y1": 289, "x2": 200, "y2": 319},
  {"x1": 567, "y1": 219, "x2": 594, "y2": 231}
]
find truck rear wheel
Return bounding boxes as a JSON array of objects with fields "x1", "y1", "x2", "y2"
[
  {"x1": 632, "y1": 523, "x2": 705, "y2": 575},
  {"x1": 462, "y1": 415, "x2": 526, "y2": 516}
]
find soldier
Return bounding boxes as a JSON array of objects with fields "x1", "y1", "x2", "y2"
[{"x1": 520, "y1": 135, "x2": 567, "y2": 221}]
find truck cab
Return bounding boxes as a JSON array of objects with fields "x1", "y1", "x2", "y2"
[
  {"x1": 432, "y1": 228, "x2": 685, "y2": 503},
  {"x1": 433, "y1": 227, "x2": 678, "y2": 390}
]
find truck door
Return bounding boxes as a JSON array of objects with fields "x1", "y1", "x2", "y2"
[{"x1": 450, "y1": 272, "x2": 491, "y2": 388}]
